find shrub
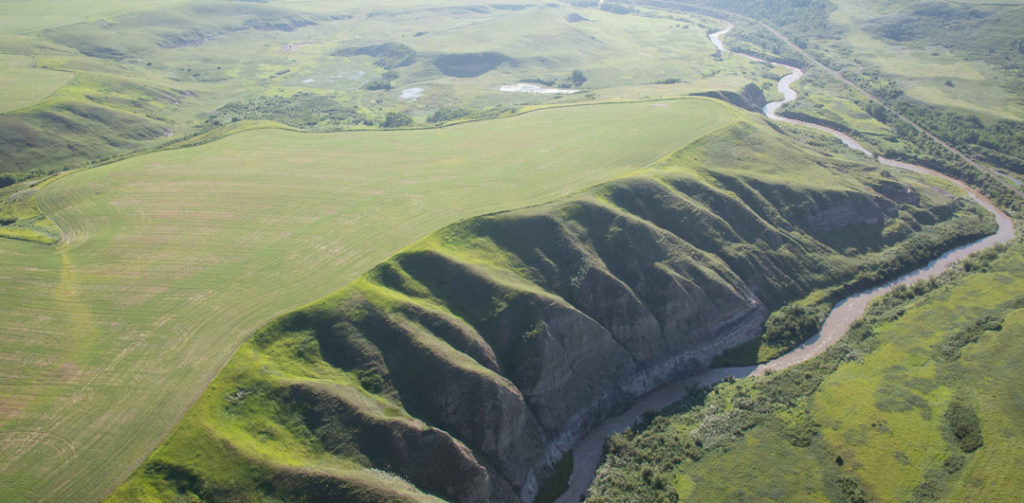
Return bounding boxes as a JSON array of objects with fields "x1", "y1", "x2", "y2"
[
  {"x1": 427, "y1": 106, "x2": 472, "y2": 123},
  {"x1": 945, "y1": 398, "x2": 983, "y2": 452},
  {"x1": 936, "y1": 315, "x2": 1003, "y2": 361},
  {"x1": 0, "y1": 173, "x2": 24, "y2": 188},
  {"x1": 571, "y1": 69, "x2": 587, "y2": 86},
  {"x1": 762, "y1": 302, "x2": 827, "y2": 346},
  {"x1": 362, "y1": 79, "x2": 392, "y2": 91},
  {"x1": 382, "y1": 112, "x2": 412, "y2": 128}
]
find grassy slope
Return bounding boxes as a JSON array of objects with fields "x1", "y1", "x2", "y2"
[
  {"x1": 708, "y1": 0, "x2": 1024, "y2": 189},
  {"x1": 795, "y1": 0, "x2": 1024, "y2": 122},
  {"x1": 0, "y1": 54, "x2": 73, "y2": 113},
  {"x1": 0, "y1": 172, "x2": 70, "y2": 243},
  {"x1": 830, "y1": 0, "x2": 1024, "y2": 118},
  {"x1": 588, "y1": 240, "x2": 1024, "y2": 502},
  {"x1": 813, "y1": 248, "x2": 1024, "y2": 502},
  {"x1": 109, "y1": 117, "x2": 991, "y2": 502},
  {"x1": 0, "y1": 98, "x2": 730, "y2": 503},
  {"x1": 0, "y1": 0, "x2": 190, "y2": 35},
  {"x1": 0, "y1": 0, "x2": 775, "y2": 176}
]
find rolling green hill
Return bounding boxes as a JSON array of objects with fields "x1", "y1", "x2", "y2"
[
  {"x1": 109, "y1": 118, "x2": 992, "y2": 502},
  {"x1": 0, "y1": 0, "x2": 777, "y2": 178}
]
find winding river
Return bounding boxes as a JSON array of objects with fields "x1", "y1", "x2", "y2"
[{"x1": 555, "y1": 21, "x2": 1015, "y2": 503}]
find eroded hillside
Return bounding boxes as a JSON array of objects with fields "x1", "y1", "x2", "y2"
[{"x1": 109, "y1": 122, "x2": 994, "y2": 503}]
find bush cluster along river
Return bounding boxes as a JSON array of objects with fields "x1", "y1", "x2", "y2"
[{"x1": 555, "y1": 21, "x2": 1015, "y2": 503}]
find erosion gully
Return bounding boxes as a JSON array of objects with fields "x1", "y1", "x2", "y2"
[{"x1": 555, "y1": 21, "x2": 1015, "y2": 503}]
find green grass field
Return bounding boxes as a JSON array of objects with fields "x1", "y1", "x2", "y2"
[
  {"x1": 691, "y1": 242, "x2": 1024, "y2": 502},
  {"x1": 826, "y1": 0, "x2": 1024, "y2": 120},
  {"x1": 0, "y1": 0, "x2": 190, "y2": 35},
  {"x1": 811, "y1": 245, "x2": 1024, "y2": 501},
  {"x1": 0, "y1": 97, "x2": 733, "y2": 502}
]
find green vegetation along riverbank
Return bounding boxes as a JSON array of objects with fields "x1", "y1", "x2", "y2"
[{"x1": 587, "y1": 237, "x2": 1024, "y2": 502}]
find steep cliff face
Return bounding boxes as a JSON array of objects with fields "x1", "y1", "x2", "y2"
[{"x1": 112, "y1": 138, "x2": 983, "y2": 503}]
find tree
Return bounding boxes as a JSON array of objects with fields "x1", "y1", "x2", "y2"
[
  {"x1": 570, "y1": 69, "x2": 587, "y2": 86},
  {"x1": 382, "y1": 112, "x2": 413, "y2": 128},
  {"x1": 945, "y1": 398, "x2": 983, "y2": 452}
]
